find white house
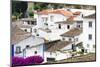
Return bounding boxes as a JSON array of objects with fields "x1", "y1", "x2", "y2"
[
  {"x1": 60, "y1": 28, "x2": 83, "y2": 52},
  {"x1": 36, "y1": 9, "x2": 73, "y2": 29},
  {"x1": 16, "y1": 18, "x2": 37, "y2": 33},
  {"x1": 32, "y1": 9, "x2": 74, "y2": 41},
  {"x1": 11, "y1": 24, "x2": 45, "y2": 58},
  {"x1": 11, "y1": 8, "x2": 96, "y2": 63},
  {"x1": 82, "y1": 13, "x2": 96, "y2": 53},
  {"x1": 13, "y1": 36, "x2": 45, "y2": 58},
  {"x1": 43, "y1": 40, "x2": 72, "y2": 62}
]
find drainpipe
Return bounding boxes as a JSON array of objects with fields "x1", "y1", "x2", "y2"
[
  {"x1": 43, "y1": 44, "x2": 45, "y2": 59},
  {"x1": 23, "y1": 48, "x2": 26, "y2": 58},
  {"x1": 30, "y1": 28, "x2": 32, "y2": 33},
  {"x1": 73, "y1": 36, "x2": 76, "y2": 52}
]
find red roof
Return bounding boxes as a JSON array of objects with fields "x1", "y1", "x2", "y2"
[
  {"x1": 67, "y1": 16, "x2": 77, "y2": 21},
  {"x1": 73, "y1": 11, "x2": 81, "y2": 15},
  {"x1": 38, "y1": 9, "x2": 73, "y2": 17}
]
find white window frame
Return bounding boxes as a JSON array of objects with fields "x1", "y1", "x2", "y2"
[
  {"x1": 15, "y1": 46, "x2": 21, "y2": 53},
  {"x1": 50, "y1": 15, "x2": 54, "y2": 22},
  {"x1": 89, "y1": 21, "x2": 92, "y2": 28},
  {"x1": 88, "y1": 34, "x2": 92, "y2": 40}
]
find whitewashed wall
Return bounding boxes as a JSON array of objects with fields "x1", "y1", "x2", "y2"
[
  {"x1": 83, "y1": 18, "x2": 95, "y2": 53},
  {"x1": 61, "y1": 43, "x2": 72, "y2": 51},
  {"x1": 25, "y1": 44, "x2": 44, "y2": 58},
  {"x1": 36, "y1": 13, "x2": 67, "y2": 29},
  {"x1": 14, "y1": 36, "x2": 44, "y2": 57},
  {"x1": 36, "y1": 14, "x2": 48, "y2": 28},
  {"x1": 20, "y1": 28, "x2": 31, "y2": 32}
]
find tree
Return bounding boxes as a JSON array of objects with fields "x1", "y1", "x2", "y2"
[
  {"x1": 12, "y1": 1, "x2": 28, "y2": 19},
  {"x1": 74, "y1": 5, "x2": 81, "y2": 9}
]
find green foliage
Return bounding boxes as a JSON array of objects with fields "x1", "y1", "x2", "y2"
[
  {"x1": 77, "y1": 51, "x2": 84, "y2": 55},
  {"x1": 13, "y1": 12, "x2": 22, "y2": 20},
  {"x1": 74, "y1": 5, "x2": 81, "y2": 9},
  {"x1": 12, "y1": 1, "x2": 28, "y2": 18},
  {"x1": 29, "y1": 11, "x2": 34, "y2": 18}
]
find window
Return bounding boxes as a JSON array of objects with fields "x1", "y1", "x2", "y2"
[
  {"x1": 34, "y1": 51, "x2": 37, "y2": 54},
  {"x1": 82, "y1": 14, "x2": 84, "y2": 18},
  {"x1": 15, "y1": 46, "x2": 21, "y2": 54},
  {"x1": 24, "y1": 29, "x2": 27, "y2": 32},
  {"x1": 93, "y1": 45, "x2": 95, "y2": 48},
  {"x1": 72, "y1": 44, "x2": 76, "y2": 51},
  {"x1": 50, "y1": 16, "x2": 54, "y2": 22},
  {"x1": 87, "y1": 44, "x2": 89, "y2": 48},
  {"x1": 26, "y1": 45, "x2": 30, "y2": 48},
  {"x1": 34, "y1": 29, "x2": 37, "y2": 33},
  {"x1": 45, "y1": 18, "x2": 48, "y2": 22},
  {"x1": 67, "y1": 25, "x2": 70, "y2": 29},
  {"x1": 56, "y1": 53, "x2": 57, "y2": 56},
  {"x1": 77, "y1": 21, "x2": 83, "y2": 28},
  {"x1": 58, "y1": 24, "x2": 61, "y2": 29},
  {"x1": 31, "y1": 21, "x2": 34, "y2": 25},
  {"x1": 36, "y1": 34, "x2": 39, "y2": 36},
  {"x1": 27, "y1": 21, "x2": 30, "y2": 24},
  {"x1": 76, "y1": 38, "x2": 78, "y2": 42},
  {"x1": 47, "y1": 58, "x2": 55, "y2": 61},
  {"x1": 42, "y1": 17, "x2": 45, "y2": 22},
  {"x1": 81, "y1": 49, "x2": 85, "y2": 53},
  {"x1": 30, "y1": 28, "x2": 32, "y2": 33},
  {"x1": 67, "y1": 8, "x2": 70, "y2": 11},
  {"x1": 50, "y1": 52, "x2": 52, "y2": 55},
  {"x1": 85, "y1": 49, "x2": 88, "y2": 53},
  {"x1": 69, "y1": 38, "x2": 72, "y2": 41},
  {"x1": 77, "y1": 21, "x2": 83, "y2": 23},
  {"x1": 42, "y1": 17, "x2": 48, "y2": 22},
  {"x1": 88, "y1": 34, "x2": 92, "y2": 40},
  {"x1": 77, "y1": 25, "x2": 80, "y2": 28},
  {"x1": 62, "y1": 38, "x2": 65, "y2": 41},
  {"x1": 89, "y1": 21, "x2": 92, "y2": 27},
  {"x1": 44, "y1": 23, "x2": 48, "y2": 26}
]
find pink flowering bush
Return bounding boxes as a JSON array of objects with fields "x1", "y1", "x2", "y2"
[
  {"x1": 12, "y1": 57, "x2": 25, "y2": 66},
  {"x1": 12, "y1": 55, "x2": 44, "y2": 66}
]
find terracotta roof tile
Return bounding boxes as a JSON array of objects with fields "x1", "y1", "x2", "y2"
[
  {"x1": 38, "y1": 9, "x2": 73, "y2": 17},
  {"x1": 55, "y1": 20, "x2": 75, "y2": 24},
  {"x1": 61, "y1": 28, "x2": 82, "y2": 37},
  {"x1": 67, "y1": 16, "x2": 76, "y2": 21},
  {"x1": 83, "y1": 13, "x2": 95, "y2": 18},
  {"x1": 51, "y1": 9, "x2": 73, "y2": 17},
  {"x1": 45, "y1": 40, "x2": 71, "y2": 52},
  {"x1": 11, "y1": 25, "x2": 31, "y2": 44},
  {"x1": 73, "y1": 11, "x2": 81, "y2": 15}
]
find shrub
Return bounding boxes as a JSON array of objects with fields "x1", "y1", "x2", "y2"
[
  {"x1": 12, "y1": 57, "x2": 25, "y2": 66},
  {"x1": 12, "y1": 55, "x2": 44, "y2": 66}
]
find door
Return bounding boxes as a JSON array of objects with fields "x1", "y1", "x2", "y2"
[
  {"x1": 11, "y1": 44, "x2": 14, "y2": 57},
  {"x1": 58, "y1": 24, "x2": 61, "y2": 29}
]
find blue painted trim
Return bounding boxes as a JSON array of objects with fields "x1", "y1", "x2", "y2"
[{"x1": 11, "y1": 44, "x2": 14, "y2": 57}]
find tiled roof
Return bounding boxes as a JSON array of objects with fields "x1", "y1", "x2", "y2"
[
  {"x1": 55, "y1": 15, "x2": 77, "y2": 24},
  {"x1": 50, "y1": 53, "x2": 96, "y2": 63},
  {"x1": 21, "y1": 18, "x2": 35, "y2": 21},
  {"x1": 55, "y1": 20, "x2": 75, "y2": 24},
  {"x1": 83, "y1": 13, "x2": 96, "y2": 18},
  {"x1": 67, "y1": 16, "x2": 76, "y2": 21},
  {"x1": 45, "y1": 40, "x2": 71, "y2": 52},
  {"x1": 38, "y1": 9, "x2": 73, "y2": 17},
  {"x1": 61, "y1": 28, "x2": 82, "y2": 37},
  {"x1": 18, "y1": 25, "x2": 33, "y2": 28},
  {"x1": 38, "y1": 9, "x2": 53, "y2": 15},
  {"x1": 13, "y1": 20, "x2": 35, "y2": 28},
  {"x1": 51, "y1": 9, "x2": 73, "y2": 17},
  {"x1": 11, "y1": 24, "x2": 31, "y2": 45},
  {"x1": 73, "y1": 11, "x2": 81, "y2": 15},
  {"x1": 38, "y1": 28, "x2": 51, "y2": 33}
]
